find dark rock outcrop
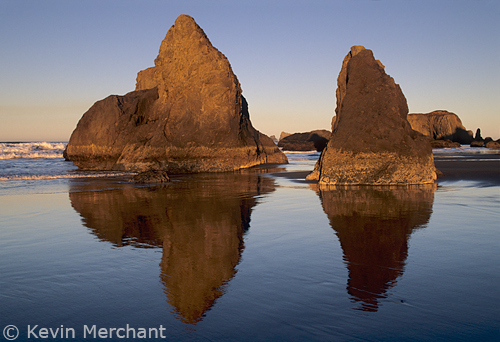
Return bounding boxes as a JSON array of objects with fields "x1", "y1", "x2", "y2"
[
  {"x1": 132, "y1": 170, "x2": 170, "y2": 183},
  {"x1": 407, "y1": 110, "x2": 473, "y2": 144},
  {"x1": 307, "y1": 46, "x2": 436, "y2": 185},
  {"x1": 279, "y1": 132, "x2": 292, "y2": 141},
  {"x1": 470, "y1": 129, "x2": 489, "y2": 147},
  {"x1": 65, "y1": 15, "x2": 287, "y2": 173},
  {"x1": 470, "y1": 137, "x2": 500, "y2": 148},
  {"x1": 278, "y1": 130, "x2": 330, "y2": 151},
  {"x1": 485, "y1": 140, "x2": 500, "y2": 149},
  {"x1": 430, "y1": 139, "x2": 461, "y2": 148},
  {"x1": 474, "y1": 128, "x2": 483, "y2": 141}
]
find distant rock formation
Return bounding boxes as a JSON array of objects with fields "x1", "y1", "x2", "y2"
[
  {"x1": 307, "y1": 46, "x2": 436, "y2": 185},
  {"x1": 470, "y1": 140, "x2": 484, "y2": 147},
  {"x1": 279, "y1": 132, "x2": 292, "y2": 141},
  {"x1": 485, "y1": 140, "x2": 500, "y2": 149},
  {"x1": 470, "y1": 137, "x2": 500, "y2": 148},
  {"x1": 278, "y1": 130, "x2": 330, "y2": 151},
  {"x1": 470, "y1": 128, "x2": 489, "y2": 147},
  {"x1": 65, "y1": 15, "x2": 287, "y2": 173},
  {"x1": 407, "y1": 110, "x2": 473, "y2": 144},
  {"x1": 474, "y1": 128, "x2": 483, "y2": 141}
]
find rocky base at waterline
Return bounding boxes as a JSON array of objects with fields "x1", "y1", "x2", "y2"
[
  {"x1": 132, "y1": 170, "x2": 170, "y2": 183},
  {"x1": 469, "y1": 131, "x2": 500, "y2": 148},
  {"x1": 278, "y1": 130, "x2": 330, "y2": 151},
  {"x1": 64, "y1": 15, "x2": 287, "y2": 173},
  {"x1": 430, "y1": 140, "x2": 461, "y2": 148},
  {"x1": 307, "y1": 46, "x2": 436, "y2": 185}
]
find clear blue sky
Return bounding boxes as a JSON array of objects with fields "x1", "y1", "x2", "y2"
[{"x1": 1, "y1": 0, "x2": 499, "y2": 141}]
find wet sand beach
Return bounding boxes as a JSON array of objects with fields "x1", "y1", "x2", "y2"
[{"x1": 434, "y1": 151, "x2": 500, "y2": 185}]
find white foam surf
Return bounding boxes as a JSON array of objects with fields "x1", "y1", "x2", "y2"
[
  {"x1": 0, "y1": 171, "x2": 135, "y2": 182},
  {"x1": 0, "y1": 142, "x2": 66, "y2": 160}
]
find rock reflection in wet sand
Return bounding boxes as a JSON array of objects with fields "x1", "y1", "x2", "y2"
[
  {"x1": 69, "y1": 172, "x2": 276, "y2": 324},
  {"x1": 315, "y1": 184, "x2": 435, "y2": 311}
]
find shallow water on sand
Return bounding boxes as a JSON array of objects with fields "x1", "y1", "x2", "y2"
[{"x1": 0, "y1": 151, "x2": 499, "y2": 341}]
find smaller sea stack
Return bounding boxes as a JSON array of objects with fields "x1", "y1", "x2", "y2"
[{"x1": 307, "y1": 46, "x2": 436, "y2": 185}]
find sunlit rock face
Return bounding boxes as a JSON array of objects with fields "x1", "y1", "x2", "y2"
[
  {"x1": 316, "y1": 184, "x2": 435, "y2": 311},
  {"x1": 307, "y1": 46, "x2": 436, "y2": 185},
  {"x1": 65, "y1": 14, "x2": 287, "y2": 173},
  {"x1": 69, "y1": 171, "x2": 277, "y2": 324}
]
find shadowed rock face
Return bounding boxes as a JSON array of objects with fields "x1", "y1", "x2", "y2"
[
  {"x1": 407, "y1": 110, "x2": 473, "y2": 144},
  {"x1": 277, "y1": 130, "x2": 331, "y2": 151},
  {"x1": 69, "y1": 171, "x2": 276, "y2": 324},
  {"x1": 308, "y1": 46, "x2": 436, "y2": 185},
  {"x1": 65, "y1": 14, "x2": 287, "y2": 173},
  {"x1": 316, "y1": 184, "x2": 435, "y2": 311}
]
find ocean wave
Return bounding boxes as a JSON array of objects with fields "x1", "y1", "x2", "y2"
[
  {"x1": 0, "y1": 171, "x2": 135, "y2": 182},
  {"x1": 432, "y1": 145, "x2": 499, "y2": 154},
  {"x1": 284, "y1": 150, "x2": 321, "y2": 154},
  {"x1": 283, "y1": 151, "x2": 321, "y2": 162},
  {"x1": 0, "y1": 142, "x2": 66, "y2": 159}
]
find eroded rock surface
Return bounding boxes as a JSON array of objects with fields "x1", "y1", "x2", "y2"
[
  {"x1": 132, "y1": 170, "x2": 170, "y2": 183},
  {"x1": 307, "y1": 46, "x2": 436, "y2": 185},
  {"x1": 65, "y1": 15, "x2": 287, "y2": 173}
]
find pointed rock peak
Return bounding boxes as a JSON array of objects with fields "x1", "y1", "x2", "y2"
[
  {"x1": 349, "y1": 47, "x2": 385, "y2": 70},
  {"x1": 350, "y1": 45, "x2": 366, "y2": 57},
  {"x1": 170, "y1": 14, "x2": 207, "y2": 38},
  {"x1": 348, "y1": 45, "x2": 383, "y2": 68},
  {"x1": 335, "y1": 45, "x2": 367, "y2": 120},
  {"x1": 157, "y1": 15, "x2": 211, "y2": 57},
  {"x1": 335, "y1": 46, "x2": 385, "y2": 121},
  {"x1": 175, "y1": 14, "x2": 197, "y2": 26},
  {"x1": 153, "y1": 14, "x2": 236, "y2": 102}
]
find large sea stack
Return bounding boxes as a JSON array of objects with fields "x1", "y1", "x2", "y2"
[
  {"x1": 65, "y1": 15, "x2": 287, "y2": 173},
  {"x1": 307, "y1": 46, "x2": 436, "y2": 185}
]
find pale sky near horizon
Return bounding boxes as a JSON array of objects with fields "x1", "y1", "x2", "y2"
[{"x1": 1, "y1": 0, "x2": 499, "y2": 142}]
